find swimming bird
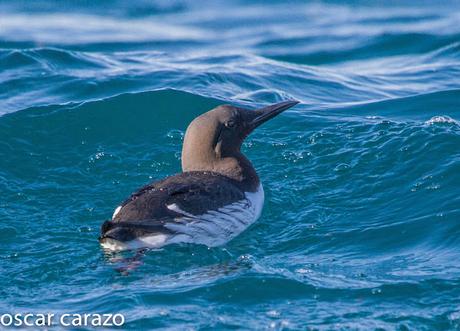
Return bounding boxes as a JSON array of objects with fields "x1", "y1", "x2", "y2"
[{"x1": 99, "y1": 100, "x2": 299, "y2": 251}]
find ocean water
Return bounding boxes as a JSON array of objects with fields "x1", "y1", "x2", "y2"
[{"x1": 1, "y1": 0, "x2": 460, "y2": 329}]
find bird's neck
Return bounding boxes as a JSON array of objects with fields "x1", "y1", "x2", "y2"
[
  {"x1": 215, "y1": 152, "x2": 260, "y2": 192},
  {"x1": 181, "y1": 149, "x2": 260, "y2": 192}
]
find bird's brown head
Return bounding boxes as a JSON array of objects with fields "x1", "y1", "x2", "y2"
[{"x1": 181, "y1": 100, "x2": 299, "y2": 190}]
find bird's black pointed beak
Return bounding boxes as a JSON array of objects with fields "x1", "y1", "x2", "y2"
[{"x1": 248, "y1": 100, "x2": 299, "y2": 130}]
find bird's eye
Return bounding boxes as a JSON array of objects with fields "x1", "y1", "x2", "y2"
[{"x1": 225, "y1": 120, "x2": 236, "y2": 128}]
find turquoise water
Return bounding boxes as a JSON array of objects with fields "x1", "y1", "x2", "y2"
[{"x1": 1, "y1": 0, "x2": 460, "y2": 329}]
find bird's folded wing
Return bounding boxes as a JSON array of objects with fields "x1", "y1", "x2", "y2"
[{"x1": 112, "y1": 171, "x2": 246, "y2": 223}]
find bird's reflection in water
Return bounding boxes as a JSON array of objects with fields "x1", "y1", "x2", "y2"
[
  {"x1": 101, "y1": 245, "x2": 254, "y2": 283},
  {"x1": 102, "y1": 248, "x2": 152, "y2": 275}
]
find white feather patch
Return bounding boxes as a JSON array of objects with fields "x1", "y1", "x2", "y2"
[
  {"x1": 166, "y1": 203, "x2": 195, "y2": 218},
  {"x1": 165, "y1": 184, "x2": 264, "y2": 247},
  {"x1": 112, "y1": 206, "x2": 122, "y2": 220},
  {"x1": 100, "y1": 234, "x2": 169, "y2": 252}
]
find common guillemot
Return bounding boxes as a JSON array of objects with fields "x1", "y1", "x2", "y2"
[{"x1": 99, "y1": 100, "x2": 299, "y2": 251}]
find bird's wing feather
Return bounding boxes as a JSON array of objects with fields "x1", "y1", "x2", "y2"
[{"x1": 112, "y1": 171, "x2": 246, "y2": 223}]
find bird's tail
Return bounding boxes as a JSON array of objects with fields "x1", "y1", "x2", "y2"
[{"x1": 99, "y1": 219, "x2": 173, "y2": 243}]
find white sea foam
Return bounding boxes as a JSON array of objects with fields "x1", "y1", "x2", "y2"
[{"x1": 425, "y1": 115, "x2": 459, "y2": 125}]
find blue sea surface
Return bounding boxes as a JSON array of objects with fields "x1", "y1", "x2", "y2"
[{"x1": 1, "y1": 1, "x2": 460, "y2": 329}]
